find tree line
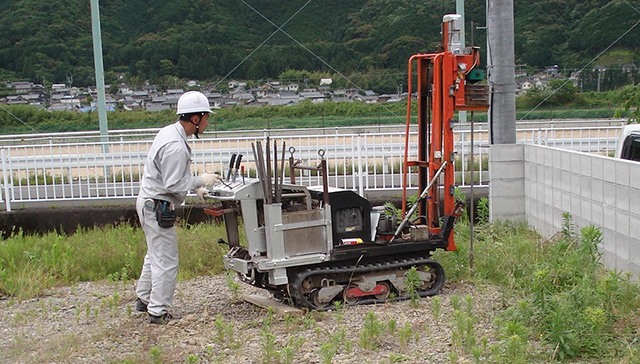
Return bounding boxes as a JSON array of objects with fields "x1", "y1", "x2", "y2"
[{"x1": 0, "y1": 0, "x2": 638, "y2": 91}]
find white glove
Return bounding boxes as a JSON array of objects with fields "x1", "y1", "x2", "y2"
[
  {"x1": 201, "y1": 173, "x2": 223, "y2": 187},
  {"x1": 195, "y1": 187, "x2": 209, "y2": 201}
]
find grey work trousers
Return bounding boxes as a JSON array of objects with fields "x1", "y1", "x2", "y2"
[{"x1": 135, "y1": 197, "x2": 179, "y2": 316}]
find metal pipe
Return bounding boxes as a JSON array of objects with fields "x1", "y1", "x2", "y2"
[
  {"x1": 470, "y1": 111, "x2": 475, "y2": 270},
  {"x1": 90, "y1": 0, "x2": 108, "y2": 146},
  {"x1": 356, "y1": 137, "x2": 364, "y2": 197},
  {"x1": 391, "y1": 161, "x2": 448, "y2": 242},
  {"x1": 251, "y1": 143, "x2": 269, "y2": 204},
  {"x1": 257, "y1": 141, "x2": 271, "y2": 204},
  {"x1": 320, "y1": 160, "x2": 329, "y2": 206},
  {"x1": 2, "y1": 148, "x2": 11, "y2": 211},
  {"x1": 273, "y1": 141, "x2": 279, "y2": 203},
  {"x1": 265, "y1": 137, "x2": 272, "y2": 202},
  {"x1": 278, "y1": 141, "x2": 286, "y2": 202}
]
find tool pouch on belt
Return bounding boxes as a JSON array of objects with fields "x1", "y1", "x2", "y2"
[{"x1": 154, "y1": 200, "x2": 176, "y2": 228}]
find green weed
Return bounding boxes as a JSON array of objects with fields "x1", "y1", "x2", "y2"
[
  {"x1": 185, "y1": 354, "x2": 199, "y2": 364},
  {"x1": 260, "y1": 330, "x2": 278, "y2": 364},
  {"x1": 388, "y1": 353, "x2": 410, "y2": 363},
  {"x1": 358, "y1": 311, "x2": 386, "y2": 351},
  {"x1": 404, "y1": 266, "x2": 422, "y2": 308},
  {"x1": 387, "y1": 318, "x2": 397, "y2": 334},
  {"x1": 149, "y1": 346, "x2": 163, "y2": 364},
  {"x1": 476, "y1": 197, "x2": 489, "y2": 224},
  {"x1": 491, "y1": 320, "x2": 529, "y2": 364},
  {"x1": 492, "y1": 218, "x2": 639, "y2": 361},
  {"x1": 319, "y1": 341, "x2": 337, "y2": 364},
  {"x1": 398, "y1": 323, "x2": 413, "y2": 350},
  {"x1": 451, "y1": 295, "x2": 478, "y2": 355},
  {"x1": 430, "y1": 296, "x2": 442, "y2": 321},
  {"x1": 224, "y1": 270, "x2": 241, "y2": 301},
  {"x1": 214, "y1": 314, "x2": 235, "y2": 346}
]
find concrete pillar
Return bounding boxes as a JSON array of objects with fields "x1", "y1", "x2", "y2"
[{"x1": 487, "y1": 0, "x2": 516, "y2": 144}]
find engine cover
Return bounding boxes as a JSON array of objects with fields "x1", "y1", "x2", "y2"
[{"x1": 308, "y1": 187, "x2": 371, "y2": 245}]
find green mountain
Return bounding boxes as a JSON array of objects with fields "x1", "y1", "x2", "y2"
[{"x1": 0, "y1": 0, "x2": 638, "y2": 89}]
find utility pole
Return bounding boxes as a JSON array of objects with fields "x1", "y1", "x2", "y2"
[
  {"x1": 487, "y1": 0, "x2": 516, "y2": 144},
  {"x1": 90, "y1": 0, "x2": 109, "y2": 146}
]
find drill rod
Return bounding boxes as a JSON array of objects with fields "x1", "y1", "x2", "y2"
[{"x1": 390, "y1": 161, "x2": 448, "y2": 243}]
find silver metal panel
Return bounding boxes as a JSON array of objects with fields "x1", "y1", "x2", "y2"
[
  {"x1": 256, "y1": 253, "x2": 328, "y2": 270},
  {"x1": 265, "y1": 203, "x2": 285, "y2": 264},
  {"x1": 269, "y1": 268, "x2": 288, "y2": 285},
  {"x1": 281, "y1": 209, "x2": 327, "y2": 257},
  {"x1": 223, "y1": 256, "x2": 249, "y2": 274}
]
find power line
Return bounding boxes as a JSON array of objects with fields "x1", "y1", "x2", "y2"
[
  {"x1": 622, "y1": 0, "x2": 640, "y2": 14},
  {"x1": 240, "y1": 0, "x2": 405, "y2": 122},
  {"x1": 0, "y1": 104, "x2": 39, "y2": 133},
  {"x1": 213, "y1": 0, "x2": 313, "y2": 89},
  {"x1": 520, "y1": 15, "x2": 640, "y2": 120}
]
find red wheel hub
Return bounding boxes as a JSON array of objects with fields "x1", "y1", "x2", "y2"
[{"x1": 345, "y1": 283, "x2": 389, "y2": 299}]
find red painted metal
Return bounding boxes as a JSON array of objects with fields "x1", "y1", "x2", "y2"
[
  {"x1": 345, "y1": 283, "x2": 389, "y2": 299},
  {"x1": 401, "y1": 16, "x2": 489, "y2": 251}
]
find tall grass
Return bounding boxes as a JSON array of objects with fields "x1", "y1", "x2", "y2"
[
  {"x1": 437, "y1": 210, "x2": 640, "y2": 362},
  {"x1": 0, "y1": 222, "x2": 228, "y2": 300}
]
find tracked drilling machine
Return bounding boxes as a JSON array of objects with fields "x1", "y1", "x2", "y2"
[{"x1": 203, "y1": 14, "x2": 489, "y2": 309}]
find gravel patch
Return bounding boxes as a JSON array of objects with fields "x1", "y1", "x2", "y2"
[{"x1": 0, "y1": 275, "x2": 512, "y2": 364}]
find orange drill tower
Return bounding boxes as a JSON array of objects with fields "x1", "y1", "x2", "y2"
[{"x1": 402, "y1": 14, "x2": 490, "y2": 251}]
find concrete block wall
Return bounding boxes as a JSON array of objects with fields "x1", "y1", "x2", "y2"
[
  {"x1": 489, "y1": 144, "x2": 526, "y2": 222},
  {"x1": 491, "y1": 143, "x2": 640, "y2": 275}
]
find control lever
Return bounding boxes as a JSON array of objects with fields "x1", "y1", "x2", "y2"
[
  {"x1": 232, "y1": 154, "x2": 243, "y2": 182},
  {"x1": 226, "y1": 153, "x2": 237, "y2": 181}
]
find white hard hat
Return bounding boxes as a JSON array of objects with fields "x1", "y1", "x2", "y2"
[{"x1": 176, "y1": 91, "x2": 212, "y2": 115}]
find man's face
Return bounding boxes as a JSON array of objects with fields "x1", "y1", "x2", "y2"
[
  {"x1": 198, "y1": 113, "x2": 209, "y2": 132},
  {"x1": 191, "y1": 113, "x2": 209, "y2": 133}
]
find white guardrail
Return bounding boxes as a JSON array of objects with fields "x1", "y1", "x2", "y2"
[{"x1": 0, "y1": 121, "x2": 625, "y2": 211}]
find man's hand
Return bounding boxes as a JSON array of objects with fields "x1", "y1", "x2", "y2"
[
  {"x1": 195, "y1": 187, "x2": 209, "y2": 201},
  {"x1": 201, "y1": 173, "x2": 223, "y2": 187}
]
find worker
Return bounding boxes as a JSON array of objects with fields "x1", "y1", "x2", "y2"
[{"x1": 135, "y1": 91, "x2": 222, "y2": 324}]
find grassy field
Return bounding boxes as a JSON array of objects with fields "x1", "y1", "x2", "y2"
[
  {"x1": 0, "y1": 222, "x2": 229, "y2": 300},
  {"x1": 1, "y1": 207, "x2": 639, "y2": 362},
  {"x1": 206, "y1": 108, "x2": 622, "y2": 132},
  {"x1": 0, "y1": 101, "x2": 627, "y2": 135}
]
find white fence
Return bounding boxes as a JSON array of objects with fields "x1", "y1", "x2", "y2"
[{"x1": 0, "y1": 121, "x2": 625, "y2": 211}]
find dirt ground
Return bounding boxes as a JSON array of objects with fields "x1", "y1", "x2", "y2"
[{"x1": 0, "y1": 274, "x2": 512, "y2": 364}]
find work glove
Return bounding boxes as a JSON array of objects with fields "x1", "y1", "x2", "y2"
[
  {"x1": 201, "y1": 173, "x2": 224, "y2": 187},
  {"x1": 195, "y1": 187, "x2": 209, "y2": 201}
]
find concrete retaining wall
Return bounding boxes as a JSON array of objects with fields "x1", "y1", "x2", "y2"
[{"x1": 490, "y1": 143, "x2": 640, "y2": 275}]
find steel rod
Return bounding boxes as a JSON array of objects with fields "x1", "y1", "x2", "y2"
[
  {"x1": 273, "y1": 141, "x2": 279, "y2": 203},
  {"x1": 265, "y1": 137, "x2": 272, "y2": 203},
  {"x1": 256, "y1": 141, "x2": 269, "y2": 204},
  {"x1": 391, "y1": 161, "x2": 448, "y2": 242},
  {"x1": 279, "y1": 141, "x2": 286, "y2": 203},
  {"x1": 252, "y1": 142, "x2": 269, "y2": 204}
]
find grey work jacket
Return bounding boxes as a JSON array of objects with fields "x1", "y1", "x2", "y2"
[{"x1": 138, "y1": 122, "x2": 203, "y2": 205}]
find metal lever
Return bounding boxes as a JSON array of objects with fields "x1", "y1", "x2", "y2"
[
  {"x1": 226, "y1": 153, "x2": 237, "y2": 181},
  {"x1": 390, "y1": 161, "x2": 448, "y2": 243},
  {"x1": 232, "y1": 154, "x2": 243, "y2": 182}
]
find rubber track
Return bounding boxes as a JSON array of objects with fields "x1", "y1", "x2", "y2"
[{"x1": 289, "y1": 256, "x2": 445, "y2": 310}]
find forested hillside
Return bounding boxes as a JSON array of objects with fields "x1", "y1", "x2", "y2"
[{"x1": 0, "y1": 0, "x2": 638, "y2": 90}]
